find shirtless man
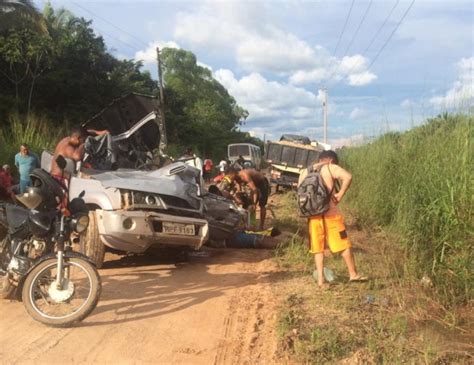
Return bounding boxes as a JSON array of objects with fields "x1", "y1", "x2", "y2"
[
  {"x1": 50, "y1": 126, "x2": 108, "y2": 178},
  {"x1": 299, "y1": 150, "x2": 367, "y2": 288},
  {"x1": 238, "y1": 169, "x2": 270, "y2": 230}
]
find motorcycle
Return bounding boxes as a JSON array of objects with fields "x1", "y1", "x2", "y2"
[{"x1": 0, "y1": 156, "x2": 101, "y2": 327}]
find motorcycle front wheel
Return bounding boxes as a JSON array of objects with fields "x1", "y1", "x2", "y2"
[{"x1": 21, "y1": 257, "x2": 101, "y2": 327}]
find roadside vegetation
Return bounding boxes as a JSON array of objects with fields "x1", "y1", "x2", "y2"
[
  {"x1": 0, "y1": 1, "x2": 260, "y2": 163},
  {"x1": 341, "y1": 113, "x2": 472, "y2": 307},
  {"x1": 273, "y1": 114, "x2": 473, "y2": 364},
  {"x1": 0, "y1": 114, "x2": 65, "y2": 167}
]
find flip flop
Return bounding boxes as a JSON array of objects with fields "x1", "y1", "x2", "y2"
[{"x1": 349, "y1": 275, "x2": 368, "y2": 282}]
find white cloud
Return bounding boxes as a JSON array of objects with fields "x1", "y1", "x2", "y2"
[
  {"x1": 215, "y1": 69, "x2": 324, "y2": 138},
  {"x1": 172, "y1": 1, "x2": 376, "y2": 86},
  {"x1": 215, "y1": 69, "x2": 317, "y2": 116},
  {"x1": 290, "y1": 68, "x2": 329, "y2": 85},
  {"x1": 289, "y1": 54, "x2": 376, "y2": 87},
  {"x1": 347, "y1": 71, "x2": 377, "y2": 86},
  {"x1": 236, "y1": 26, "x2": 318, "y2": 73},
  {"x1": 349, "y1": 107, "x2": 367, "y2": 120},
  {"x1": 134, "y1": 41, "x2": 180, "y2": 67},
  {"x1": 430, "y1": 57, "x2": 474, "y2": 110}
]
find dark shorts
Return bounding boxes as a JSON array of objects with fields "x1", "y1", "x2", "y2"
[{"x1": 257, "y1": 178, "x2": 270, "y2": 207}]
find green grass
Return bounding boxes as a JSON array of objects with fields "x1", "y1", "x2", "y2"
[
  {"x1": 340, "y1": 114, "x2": 473, "y2": 306},
  {"x1": 271, "y1": 191, "x2": 305, "y2": 232},
  {"x1": 0, "y1": 114, "x2": 65, "y2": 169},
  {"x1": 273, "y1": 114, "x2": 473, "y2": 364}
]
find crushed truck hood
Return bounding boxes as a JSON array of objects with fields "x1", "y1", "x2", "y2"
[{"x1": 87, "y1": 162, "x2": 202, "y2": 209}]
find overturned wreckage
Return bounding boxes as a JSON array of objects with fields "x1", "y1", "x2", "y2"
[{"x1": 42, "y1": 94, "x2": 244, "y2": 268}]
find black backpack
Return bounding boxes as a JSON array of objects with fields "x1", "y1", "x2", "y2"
[{"x1": 297, "y1": 165, "x2": 332, "y2": 217}]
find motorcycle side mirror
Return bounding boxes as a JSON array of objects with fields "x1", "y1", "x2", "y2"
[
  {"x1": 56, "y1": 155, "x2": 67, "y2": 170},
  {"x1": 79, "y1": 190, "x2": 85, "y2": 198}
]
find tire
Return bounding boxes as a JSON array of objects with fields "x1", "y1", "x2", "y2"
[
  {"x1": 80, "y1": 211, "x2": 106, "y2": 269},
  {"x1": 22, "y1": 257, "x2": 101, "y2": 327}
]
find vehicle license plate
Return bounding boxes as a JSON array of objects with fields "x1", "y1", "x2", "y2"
[{"x1": 162, "y1": 222, "x2": 195, "y2": 236}]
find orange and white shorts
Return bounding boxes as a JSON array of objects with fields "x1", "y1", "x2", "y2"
[{"x1": 308, "y1": 214, "x2": 351, "y2": 254}]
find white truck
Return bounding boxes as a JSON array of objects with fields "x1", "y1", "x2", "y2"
[{"x1": 42, "y1": 94, "x2": 243, "y2": 267}]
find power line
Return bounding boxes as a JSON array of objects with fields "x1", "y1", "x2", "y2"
[
  {"x1": 347, "y1": 0, "x2": 415, "y2": 88},
  {"x1": 342, "y1": 0, "x2": 373, "y2": 56},
  {"x1": 333, "y1": 0, "x2": 355, "y2": 56},
  {"x1": 70, "y1": 1, "x2": 149, "y2": 48},
  {"x1": 336, "y1": 0, "x2": 416, "y2": 101},
  {"x1": 92, "y1": 25, "x2": 142, "y2": 52},
  {"x1": 326, "y1": 0, "x2": 373, "y2": 86},
  {"x1": 361, "y1": 0, "x2": 399, "y2": 57},
  {"x1": 330, "y1": 0, "x2": 400, "y2": 90}
]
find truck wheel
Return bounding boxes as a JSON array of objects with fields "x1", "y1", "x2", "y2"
[{"x1": 80, "y1": 210, "x2": 106, "y2": 269}]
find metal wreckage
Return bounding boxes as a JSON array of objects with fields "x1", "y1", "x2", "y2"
[{"x1": 41, "y1": 93, "x2": 245, "y2": 268}]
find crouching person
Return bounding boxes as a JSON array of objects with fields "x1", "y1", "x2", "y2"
[{"x1": 299, "y1": 150, "x2": 367, "y2": 288}]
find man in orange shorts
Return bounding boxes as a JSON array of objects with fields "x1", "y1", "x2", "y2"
[{"x1": 299, "y1": 150, "x2": 367, "y2": 288}]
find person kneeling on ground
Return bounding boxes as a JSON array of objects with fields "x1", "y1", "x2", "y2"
[{"x1": 299, "y1": 150, "x2": 367, "y2": 288}]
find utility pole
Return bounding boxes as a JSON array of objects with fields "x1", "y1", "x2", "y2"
[
  {"x1": 156, "y1": 47, "x2": 167, "y2": 155},
  {"x1": 156, "y1": 47, "x2": 165, "y2": 106},
  {"x1": 322, "y1": 88, "x2": 328, "y2": 144}
]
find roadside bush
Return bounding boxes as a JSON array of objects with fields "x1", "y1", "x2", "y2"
[
  {"x1": 340, "y1": 114, "x2": 473, "y2": 305},
  {"x1": 0, "y1": 114, "x2": 65, "y2": 168}
]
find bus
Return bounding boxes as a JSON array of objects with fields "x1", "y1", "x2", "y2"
[{"x1": 227, "y1": 143, "x2": 262, "y2": 170}]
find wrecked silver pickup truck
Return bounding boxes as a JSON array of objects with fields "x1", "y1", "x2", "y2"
[{"x1": 43, "y1": 94, "x2": 243, "y2": 268}]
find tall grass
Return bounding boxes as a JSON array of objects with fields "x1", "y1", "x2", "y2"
[
  {"x1": 0, "y1": 114, "x2": 65, "y2": 168},
  {"x1": 340, "y1": 114, "x2": 473, "y2": 305}
]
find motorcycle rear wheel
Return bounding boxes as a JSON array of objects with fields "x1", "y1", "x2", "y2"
[{"x1": 22, "y1": 257, "x2": 101, "y2": 327}]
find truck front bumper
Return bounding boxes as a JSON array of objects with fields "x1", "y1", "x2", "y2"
[
  {"x1": 95, "y1": 210, "x2": 209, "y2": 253},
  {"x1": 270, "y1": 177, "x2": 299, "y2": 188}
]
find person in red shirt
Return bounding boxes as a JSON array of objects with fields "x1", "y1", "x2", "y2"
[
  {"x1": 0, "y1": 164, "x2": 14, "y2": 200},
  {"x1": 203, "y1": 157, "x2": 214, "y2": 182}
]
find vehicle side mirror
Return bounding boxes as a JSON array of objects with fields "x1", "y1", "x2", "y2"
[{"x1": 56, "y1": 155, "x2": 67, "y2": 170}]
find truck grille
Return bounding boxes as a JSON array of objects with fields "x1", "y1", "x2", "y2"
[{"x1": 160, "y1": 195, "x2": 194, "y2": 209}]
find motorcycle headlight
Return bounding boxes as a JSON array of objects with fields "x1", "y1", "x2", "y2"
[{"x1": 73, "y1": 214, "x2": 89, "y2": 233}]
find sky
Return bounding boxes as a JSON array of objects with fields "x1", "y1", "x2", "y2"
[{"x1": 37, "y1": 0, "x2": 473, "y2": 146}]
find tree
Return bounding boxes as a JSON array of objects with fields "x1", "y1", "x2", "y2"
[
  {"x1": 161, "y1": 48, "x2": 249, "y2": 158},
  {"x1": 0, "y1": 0, "x2": 45, "y2": 33},
  {"x1": 0, "y1": 28, "x2": 54, "y2": 116}
]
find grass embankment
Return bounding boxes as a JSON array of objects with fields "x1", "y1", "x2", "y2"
[
  {"x1": 341, "y1": 114, "x2": 472, "y2": 306},
  {"x1": 0, "y1": 115, "x2": 65, "y2": 167},
  {"x1": 273, "y1": 114, "x2": 473, "y2": 364}
]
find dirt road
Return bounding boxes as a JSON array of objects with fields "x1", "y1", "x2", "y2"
[{"x1": 0, "y1": 249, "x2": 284, "y2": 364}]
